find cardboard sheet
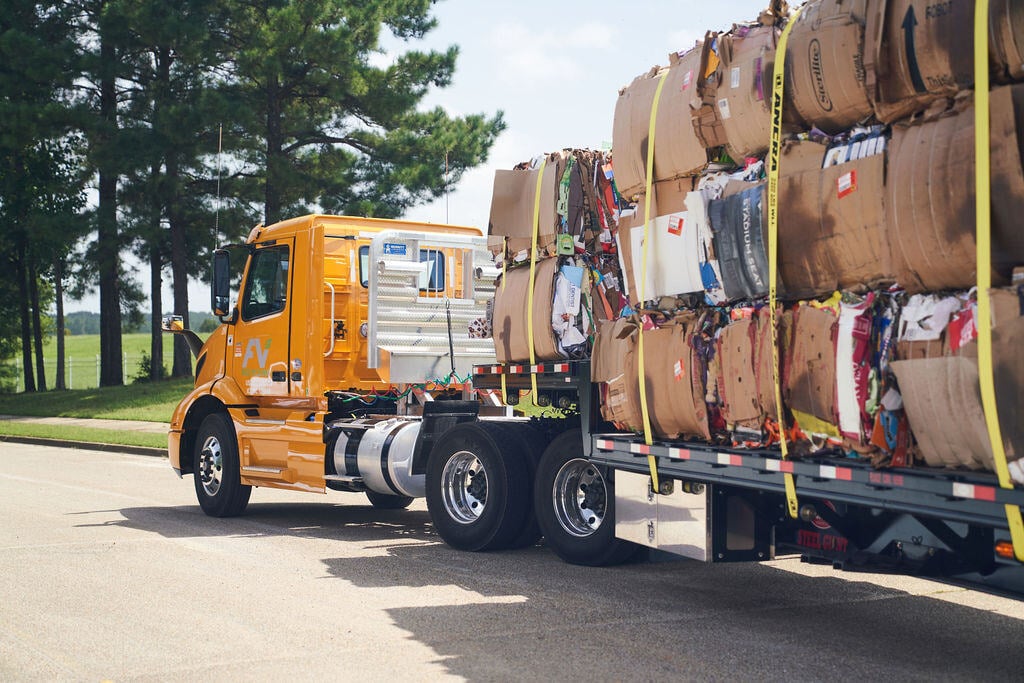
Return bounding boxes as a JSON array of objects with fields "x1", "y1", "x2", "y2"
[
  {"x1": 784, "y1": 0, "x2": 872, "y2": 133},
  {"x1": 619, "y1": 180, "x2": 705, "y2": 302},
  {"x1": 716, "y1": 317, "x2": 763, "y2": 427},
  {"x1": 594, "y1": 320, "x2": 643, "y2": 430},
  {"x1": 487, "y1": 154, "x2": 565, "y2": 259},
  {"x1": 784, "y1": 305, "x2": 839, "y2": 427}
]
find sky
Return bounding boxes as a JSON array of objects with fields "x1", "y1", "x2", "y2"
[{"x1": 72, "y1": 0, "x2": 770, "y2": 313}]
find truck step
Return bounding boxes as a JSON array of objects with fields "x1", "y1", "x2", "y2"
[{"x1": 324, "y1": 474, "x2": 365, "y2": 485}]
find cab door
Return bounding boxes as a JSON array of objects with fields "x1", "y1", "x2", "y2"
[{"x1": 232, "y1": 240, "x2": 293, "y2": 397}]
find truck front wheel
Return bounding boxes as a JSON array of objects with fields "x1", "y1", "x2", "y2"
[
  {"x1": 426, "y1": 422, "x2": 531, "y2": 552},
  {"x1": 193, "y1": 413, "x2": 251, "y2": 518},
  {"x1": 534, "y1": 430, "x2": 639, "y2": 566}
]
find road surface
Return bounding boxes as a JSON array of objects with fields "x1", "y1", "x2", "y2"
[{"x1": 2, "y1": 442, "x2": 1023, "y2": 681}]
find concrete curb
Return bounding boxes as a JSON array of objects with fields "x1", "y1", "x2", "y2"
[{"x1": 0, "y1": 435, "x2": 166, "y2": 458}]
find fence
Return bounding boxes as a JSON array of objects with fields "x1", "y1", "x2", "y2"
[{"x1": 6, "y1": 354, "x2": 177, "y2": 391}]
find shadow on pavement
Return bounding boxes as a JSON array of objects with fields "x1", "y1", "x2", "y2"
[{"x1": 98, "y1": 499, "x2": 1024, "y2": 680}]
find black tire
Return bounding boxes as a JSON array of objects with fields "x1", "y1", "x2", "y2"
[
  {"x1": 193, "y1": 413, "x2": 251, "y2": 518},
  {"x1": 426, "y1": 422, "x2": 531, "y2": 552},
  {"x1": 534, "y1": 429, "x2": 639, "y2": 566},
  {"x1": 365, "y1": 490, "x2": 415, "y2": 509},
  {"x1": 506, "y1": 424, "x2": 545, "y2": 549}
]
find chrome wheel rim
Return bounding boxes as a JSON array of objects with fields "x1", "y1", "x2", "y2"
[
  {"x1": 198, "y1": 435, "x2": 224, "y2": 497},
  {"x1": 441, "y1": 450, "x2": 486, "y2": 524},
  {"x1": 552, "y1": 458, "x2": 606, "y2": 537}
]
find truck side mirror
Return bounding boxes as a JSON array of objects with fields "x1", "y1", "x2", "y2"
[{"x1": 212, "y1": 249, "x2": 232, "y2": 318}]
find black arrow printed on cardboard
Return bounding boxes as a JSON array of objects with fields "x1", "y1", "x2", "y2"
[{"x1": 902, "y1": 5, "x2": 927, "y2": 94}]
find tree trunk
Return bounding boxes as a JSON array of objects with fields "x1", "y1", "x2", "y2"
[
  {"x1": 29, "y1": 262, "x2": 47, "y2": 392},
  {"x1": 167, "y1": 161, "x2": 192, "y2": 378},
  {"x1": 16, "y1": 245, "x2": 35, "y2": 393},
  {"x1": 54, "y1": 257, "x2": 66, "y2": 391},
  {"x1": 150, "y1": 244, "x2": 164, "y2": 381},
  {"x1": 97, "y1": 34, "x2": 123, "y2": 386}
]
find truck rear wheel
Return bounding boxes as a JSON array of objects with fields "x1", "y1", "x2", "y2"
[
  {"x1": 193, "y1": 413, "x2": 251, "y2": 518},
  {"x1": 534, "y1": 430, "x2": 639, "y2": 566},
  {"x1": 426, "y1": 422, "x2": 531, "y2": 552},
  {"x1": 365, "y1": 490, "x2": 414, "y2": 509}
]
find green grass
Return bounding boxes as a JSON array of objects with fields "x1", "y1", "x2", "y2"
[
  {"x1": 0, "y1": 378, "x2": 193, "y2": 422},
  {"x1": 6, "y1": 332, "x2": 196, "y2": 391},
  {"x1": 0, "y1": 422, "x2": 166, "y2": 449}
]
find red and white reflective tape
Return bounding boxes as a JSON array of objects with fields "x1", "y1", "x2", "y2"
[
  {"x1": 630, "y1": 442, "x2": 651, "y2": 456},
  {"x1": 668, "y1": 447, "x2": 690, "y2": 460},
  {"x1": 765, "y1": 459, "x2": 795, "y2": 473},
  {"x1": 595, "y1": 439, "x2": 616, "y2": 451},
  {"x1": 819, "y1": 465, "x2": 853, "y2": 481},
  {"x1": 952, "y1": 482, "x2": 997, "y2": 501},
  {"x1": 551, "y1": 363, "x2": 569, "y2": 373},
  {"x1": 716, "y1": 452, "x2": 743, "y2": 467}
]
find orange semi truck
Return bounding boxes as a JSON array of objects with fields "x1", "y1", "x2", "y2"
[{"x1": 164, "y1": 213, "x2": 1024, "y2": 591}]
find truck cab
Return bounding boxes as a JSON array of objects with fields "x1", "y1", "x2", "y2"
[{"x1": 166, "y1": 214, "x2": 496, "y2": 505}]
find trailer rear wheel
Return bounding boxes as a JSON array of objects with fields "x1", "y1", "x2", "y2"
[
  {"x1": 193, "y1": 413, "x2": 251, "y2": 518},
  {"x1": 426, "y1": 422, "x2": 531, "y2": 552},
  {"x1": 535, "y1": 430, "x2": 638, "y2": 566},
  {"x1": 365, "y1": 490, "x2": 414, "y2": 509}
]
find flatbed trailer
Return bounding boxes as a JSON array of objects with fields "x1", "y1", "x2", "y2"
[{"x1": 472, "y1": 360, "x2": 1024, "y2": 594}]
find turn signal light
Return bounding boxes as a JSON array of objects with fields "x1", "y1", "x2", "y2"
[{"x1": 995, "y1": 540, "x2": 1015, "y2": 560}]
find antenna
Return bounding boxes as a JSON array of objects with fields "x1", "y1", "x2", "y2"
[{"x1": 215, "y1": 124, "x2": 223, "y2": 242}]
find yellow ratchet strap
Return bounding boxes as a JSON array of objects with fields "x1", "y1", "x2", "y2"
[
  {"x1": 768, "y1": 6, "x2": 802, "y2": 520},
  {"x1": 974, "y1": 0, "x2": 1024, "y2": 561},
  {"x1": 501, "y1": 236, "x2": 508, "y2": 404},
  {"x1": 527, "y1": 157, "x2": 548, "y2": 406},
  {"x1": 638, "y1": 69, "x2": 670, "y2": 492}
]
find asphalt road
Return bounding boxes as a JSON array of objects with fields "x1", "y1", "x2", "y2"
[{"x1": 2, "y1": 443, "x2": 1023, "y2": 681}]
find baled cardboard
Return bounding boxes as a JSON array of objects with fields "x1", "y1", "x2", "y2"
[
  {"x1": 868, "y1": 0, "x2": 1024, "y2": 121},
  {"x1": 886, "y1": 86, "x2": 1024, "y2": 293},
  {"x1": 870, "y1": 0, "x2": 971, "y2": 122},
  {"x1": 612, "y1": 47, "x2": 712, "y2": 201},
  {"x1": 991, "y1": 0, "x2": 1024, "y2": 82},
  {"x1": 631, "y1": 323, "x2": 711, "y2": 440},
  {"x1": 892, "y1": 288, "x2": 1024, "y2": 471},
  {"x1": 778, "y1": 138, "x2": 893, "y2": 299},
  {"x1": 785, "y1": 0, "x2": 873, "y2": 133},
  {"x1": 715, "y1": 24, "x2": 779, "y2": 160},
  {"x1": 756, "y1": 306, "x2": 791, "y2": 422},
  {"x1": 491, "y1": 257, "x2": 562, "y2": 364}
]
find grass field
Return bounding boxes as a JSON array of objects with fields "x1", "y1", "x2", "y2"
[
  {"x1": 0, "y1": 377, "x2": 192, "y2": 422},
  {"x1": 6, "y1": 332, "x2": 196, "y2": 391}
]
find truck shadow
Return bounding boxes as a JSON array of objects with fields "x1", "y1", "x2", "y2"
[{"x1": 100, "y1": 500, "x2": 1024, "y2": 679}]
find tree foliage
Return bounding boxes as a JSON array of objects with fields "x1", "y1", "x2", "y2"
[{"x1": 0, "y1": 0, "x2": 503, "y2": 389}]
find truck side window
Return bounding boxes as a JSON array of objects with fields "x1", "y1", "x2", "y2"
[
  {"x1": 418, "y1": 249, "x2": 445, "y2": 292},
  {"x1": 357, "y1": 246, "x2": 445, "y2": 291},
  {"x1": 241, "y1": 245, "x2": 290, "y2": 321}
]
